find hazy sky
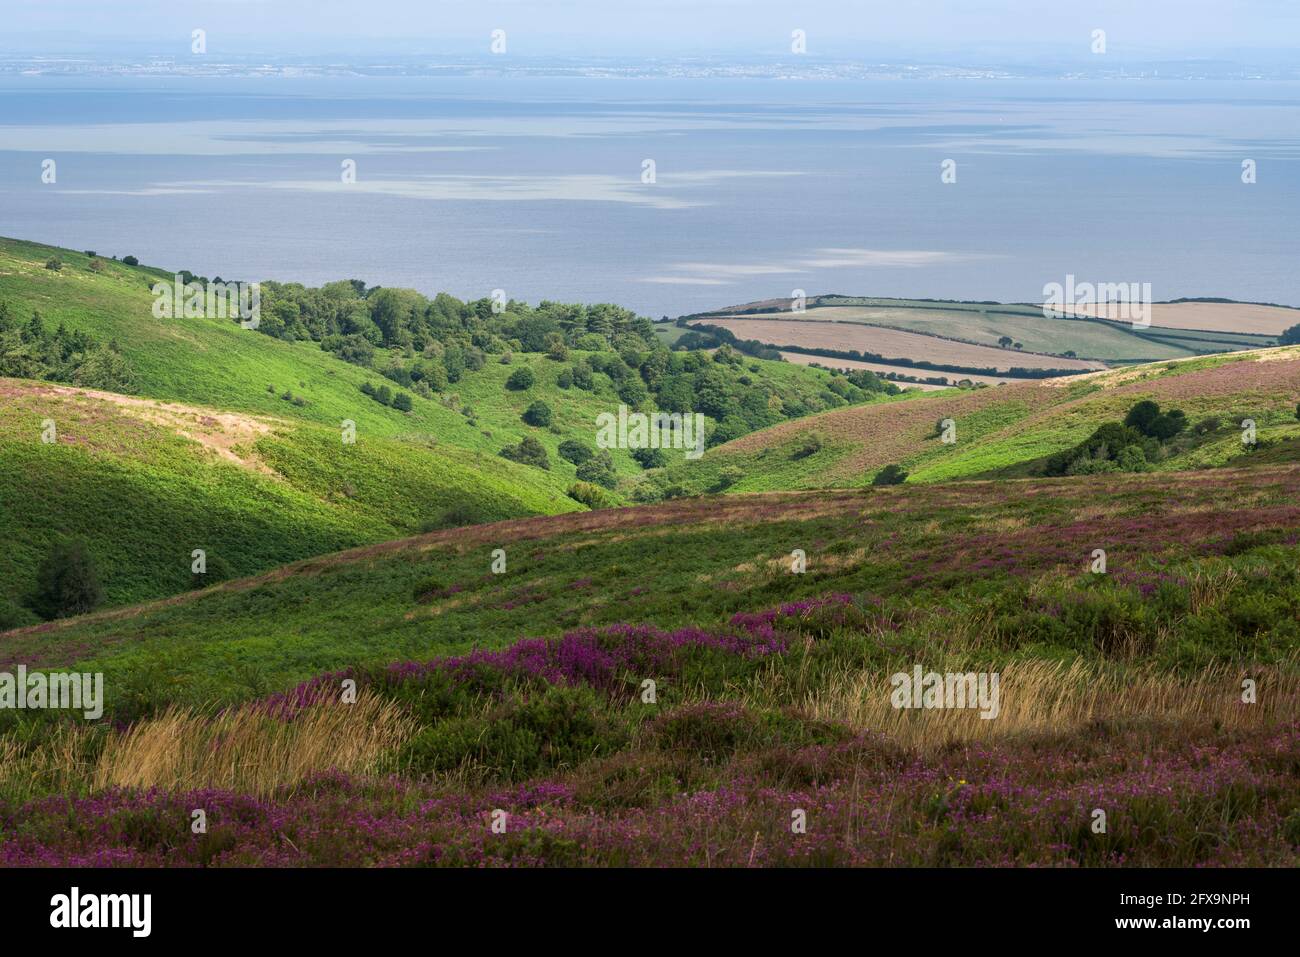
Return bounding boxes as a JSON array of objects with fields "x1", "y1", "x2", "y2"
[{"x1": 4, "y1": 0, "x2": 1298, "y2": 59}]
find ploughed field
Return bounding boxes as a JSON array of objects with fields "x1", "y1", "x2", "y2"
[{"x1": 2, "y1": 464, "x2": 1298, "y2": 866}]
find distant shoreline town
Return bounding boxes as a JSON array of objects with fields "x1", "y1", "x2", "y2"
[{"x1": 0, "y1": 54, "x2": 1295, "y2": 82}]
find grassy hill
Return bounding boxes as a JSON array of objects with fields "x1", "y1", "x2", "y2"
[
  {"x1": 4, "y1": 459, "x2": 1297, "y2": 718},
  {"x1": 0, "y1": 378, "x2": 576, "y2": 623},
  {"x1": 0, "y1": 236, "x2": 887, "y2": 619},
  {"x1": 648, "y1": 348, "x2": 1300, "y2": 493}
]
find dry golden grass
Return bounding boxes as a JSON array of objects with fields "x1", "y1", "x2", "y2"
[
  {"x1": 790, "y1": 658, "x2": 1298, "y2": 750},
  {"x1": 0, "y1": 723, "x2": 97, "y2": 802},
  {"x1": 92, "y1": 691, "x2": 414, "y2": 796},
  {"x1": 0, "y1": 691, "x2": 414, "y2": 801}
]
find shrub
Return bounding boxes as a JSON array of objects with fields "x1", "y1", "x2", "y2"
[
  {"x1": 631, "y1": 447, "x2": 667, "y2": 469},
  {"x1": 522, "y1": 401, "x2": 553, "y2": 427},
  {"x1": 397, "y1": 685, "x2": 625, "y2": 780},
  {"x1": 1193, "y1": 416, "x2": 1222, "y2": 435},
  {"x1": 500, "y1": 436, "x2": 550, "y2": 470},
  {"x1": 44, "y1": 258, "x2": 63, "y2": 271},
  {"x1": 374, "y1": 384, "x2": 393, "y2": 406},
  {"x1": 31, "y1": 540, "x2": 103, "y2": 619},
  {"x1": 1116, "y1": 445, "x2": 1149, "y2": 472},
  {"x1": 872, "y1": 464, "x2": 908, "y2": 486},
  {"x1": 122, "y1": 255, "x2": 139, "y2": 266},
  {"x1": 566, "y1": 481, "x2": 610, "y2": 509},
  {"x1": 391, "y1": 392, "x2": 413, "y2": 413},
  {"x1": 576, "y1": 450, "x2": 618, "y2": 489},
  {"x1": 0, "y1": 597, "x2": 38, "y2": 631},
  {"x1": 190, "y1": 554, "x2": 233, "y2": 590},
  {"x1": 505, "y1": 367, "x2": 535, "y2": 391},
  {"x1": 558, "y1": 439, "x2": 594, "y2": 465},
  {"x1": 714, "y1": 465, "x2": 744, "y2": 490},
  {"x1": 791, "y1": 433, "x2": 823, "y2": 460}
]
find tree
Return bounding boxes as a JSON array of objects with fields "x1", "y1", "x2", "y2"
[
  {"x1": 505, "y1": 367, "x2": 535, "y2": 391},
  {"x1": 500, "y1": 436, "x2": 550, "y2": 470},
  {"x1": 1124, "y1": 400, "x2": 1162, "y2": 435},
  {"x1": 558, "y1": 439, "x2": 594, "y2": 465},
  {"x1": 1280, "y1": 323, "x2": 1300, "y2": 346},
  {"x1": 631, "y1": 447, "x2": 667, "y2": 469},
  {"x1": 545, "y1": 336, "x2": 570, "y2": 361},
  {"x1": 522, "y1": 400, "x2": 553, "y2": 426},
  {"x1": 32, "y1": 540, "x2": 103, "y2": 619},
  {"x1": 122, "y1": 255, "x2": 139, "y2": 266},
  {"x1": 997, "y1": 336, "x2": 1013, "y2": 348}
]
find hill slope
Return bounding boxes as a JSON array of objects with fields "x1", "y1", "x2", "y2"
[
  {"x1": 0, "y1": 378, "x2": 575, "y2": 622},
  {"x1": 649, "y1": 348, "x2": 1300, "y2": 493},
  {"x1": 3, "y1": 459, "x2": 1298, "y2": 719}
]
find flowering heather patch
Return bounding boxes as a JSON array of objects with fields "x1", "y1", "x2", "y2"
[
  {"x1": 2, "y1": 724, "x2": 1295, "y2": 867},
  {"x1": 255, "y1": 595, "x2": 862, "y2": 719}
]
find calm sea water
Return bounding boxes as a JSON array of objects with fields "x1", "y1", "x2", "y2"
[{"x1": 1, "y1": 75, "x2": 1298, "y2": 315}]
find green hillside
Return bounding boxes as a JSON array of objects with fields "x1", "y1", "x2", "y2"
[
  {"x1": 0, "y1": 236, "x2": 887, "y2": 621},
  {"x1": 0, "y1": 380, "x2": 575, "y2": 624},
  {"x1": 645, "y1": 349, "x2": 1300, "y2": 494},
  {"x1": 2, "y1": 461, "x2": 1297, "y2": 723}
]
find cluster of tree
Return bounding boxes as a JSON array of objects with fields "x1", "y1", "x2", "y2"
[
  {"x1": 360, "y1": 381, "x2": 413, "y2": 412},
  {"x1": 251, "y1": 279, "x2": 655, "y2": 367},
  {"x1": 0, "y1": 302, "x2": 135, "y2": 392},
  {"x1": 1280, "y1": 323, "x2": 1300, "y2": 346},
  {"x1": 208, "y1": 280, "x2": 896, "y2": 460},
  {"x1": 1043, "y1": 400, "x2": 1187, "y2": 476},
  {"x1": 672, "y1": 321, "x2": 784, "y2": 360}
]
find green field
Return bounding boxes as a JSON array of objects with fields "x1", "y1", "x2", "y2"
[{"x1": 693, "y1": 294, "x2": 1281, "y2": 367}]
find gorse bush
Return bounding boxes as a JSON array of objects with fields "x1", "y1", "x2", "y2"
[{"x1": 566, "y1": 481, "x2": 610, "y2": 509}]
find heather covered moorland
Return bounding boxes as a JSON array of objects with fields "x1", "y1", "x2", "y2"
[{"x1": 2, "y1": 461, "x2": 1298, "y2": 866}]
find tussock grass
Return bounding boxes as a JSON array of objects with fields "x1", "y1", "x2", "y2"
[
  {"x1": 797, "y1": 657, "x2": 1299, "y2": 749},
  {"x1": 0, "y1": 692, "x2": 414, "y2": 801}
]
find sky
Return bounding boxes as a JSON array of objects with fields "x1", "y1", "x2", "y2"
[{"x1": 3, "y1": 0, "x2": 1298, "y2": 60}]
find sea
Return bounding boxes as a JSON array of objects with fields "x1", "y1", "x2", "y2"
[{"x1": 1, "y1": 71, "x2": 1297, "y2": 317}]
